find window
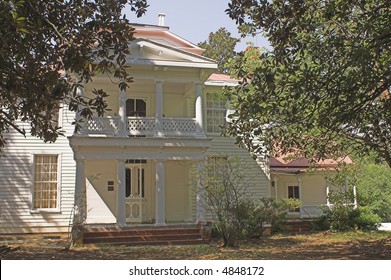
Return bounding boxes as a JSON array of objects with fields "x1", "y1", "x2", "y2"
[
  {"x1": 207, "y1": 155, "x2": 228, "y2": 181},
  {"x1": 126, "y1": 98, "x2": 146, "y2": 117},
  {"x1": 125, "y1": 164, "x2": 146, "y2": 198},
  {"x1": 288, "y1": 185, "x2": 300, "y2": 212},
  {"x1": 33, "y1": 155, "x2": 59, "y2": 210},
  {"x1": 206, "y1": 93, "x2": 227, "y2": 133}
]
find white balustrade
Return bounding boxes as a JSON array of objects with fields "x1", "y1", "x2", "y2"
[
  {"x1": 80, "y1": 117, "x2": 200, "y2": 137},
  {"x1": 81, "y1": 116, "x2": 119, "y2": 135}
]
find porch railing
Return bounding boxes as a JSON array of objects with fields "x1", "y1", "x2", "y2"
[
  {"x1": 300, "y1": 205, "x2": 323, "y2": 219},
  {"x1": 80, "y1": 116, "x2": 201, "y2": 137}
]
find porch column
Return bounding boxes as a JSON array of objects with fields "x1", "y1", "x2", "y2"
[
  {"x1": 118, "y1": 89, "x2": 127, "y2": 136},
  {"x1": 75, "y1": 86, "x2": 84, "y2": 134},
  {"x1": 297, "y1": 177, "x2": 303, "y2": 218},
  {"x1": 326, "y1": 178, "x2": 330, "y2": 207},
  {"x1": 196, "y1": 162, "x2": 206, "y2": 223},
  {"x1": 155, "y1": 160, "x2": 166, "y2": 225},
  {"x1": 116, "y1": 160, "x2": 126, "y2": 226},
  {"x1": 154, "y1": 80, "x2": 164, "y2": 137},
  {"x1": 353, "y1": 185, "x2": 357, "y2": 209},
  {"x1": 74, "y1": 159, "x2": 86, "y2": 225},
  {"x1": 195, "y1": 82, "x2": 204, "y2": 135},
  {"x1": 274, "y1": 177, "x2": 278, "y2": 199}
]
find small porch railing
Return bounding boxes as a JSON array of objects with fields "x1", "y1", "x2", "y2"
[
  {"x1": 79, "y1": 116, "x2": 202, "y2": 137},
  {"x1": 300, "y1": 205, "x2": 324, "y2": 219}
]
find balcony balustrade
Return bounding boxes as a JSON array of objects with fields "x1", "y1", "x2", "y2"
[{"x1": 79, "y1": 116, "x2": 202, "y2": 138}]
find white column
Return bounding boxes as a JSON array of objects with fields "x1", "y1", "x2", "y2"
[
  {"x1": 297, "y1": 177, "x2": 302, "y2": 200},
  {"x1": 75, "y1": 86, "x2": 85, "y2": 134},
  {"x1": 116, "y1": 160, "x2": 126, "y2": 226},
  {"x1": 74, "y1": 159, "x2": 86, "y2": 224},
  {"x1": 196, "y1": 162, "x2": 206, "y2": 224},
  {"x1": 154, "y1": 80, "x2": 164, "y2": 137},
  {"x1": 297, "y1": 177, "x2": 303, "y2": 217},
  {"x1": 195, "y1": 82, "x2": 204, "y2": 133},
  {"x1": 353, "y1": 185, "x2": 357, "y2": 209},
  {"x1": 274, "y1": 178, "x2": 278, "y2": 199},
  {"x1": 326, "y1": 178, "x2": 330, "y2": 207},
  {"x1": 118, "y1": 89, "x2": 127, "y2": 136},
  {"x1": 155, "y1": 160, "x2": 166, "y2": 225}
]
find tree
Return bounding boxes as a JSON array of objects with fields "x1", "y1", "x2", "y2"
[
  {"x1": 354, "y1": 156, "x2": 391, "y2": 221},
  {"x1": 194, "y1": 156, "x2": 256, "y2": 247},
  {"x1": 198, "y1": 27, "x2": 239, "y2": 73},
  {"x1": 0, "y1": 0, "x2": 148, "y2": 155},
  {"x1": 224, "y1": 0, "x2": 391, "y2": 167}
]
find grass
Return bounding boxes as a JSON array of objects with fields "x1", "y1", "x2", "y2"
[{"x1": 2, "y1": 230, "x2": 391, "y2": 260}]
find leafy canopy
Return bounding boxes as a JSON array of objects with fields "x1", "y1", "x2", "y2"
[
  {"x1": 198, "y1": 27, "x2": 240, "y2": 73},
  {"x1": 0, "y1": 0, "x2": 148, "y2": 155},
  {"x1": 225, "y1": 0, "x2": 391, "y2": 167}
]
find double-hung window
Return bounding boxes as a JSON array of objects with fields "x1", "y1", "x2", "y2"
[
  {"x1": 206, "y1": 93, "x2": 227, "y2": 133},
  {"x1": 32, "y1": 155, "x2": 59, "y2": 210}
]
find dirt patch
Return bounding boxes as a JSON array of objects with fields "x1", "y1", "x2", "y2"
[{"x1": 1, "y1": 232, "x2": 391, "y2": 260}]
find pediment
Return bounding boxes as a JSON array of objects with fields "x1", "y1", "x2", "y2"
[{"x1": 127, "y1": 39, "x2": 217, "y2": 69}]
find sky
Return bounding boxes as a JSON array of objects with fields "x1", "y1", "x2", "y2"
[{"x1": 126, "y1": 0, "x2": 269, "y2": 51}]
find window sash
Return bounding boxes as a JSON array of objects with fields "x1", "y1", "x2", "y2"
[
  {"x1": 33, "y1": 155, "x2": 59, "y2": 209},
  {"x1": 206, "y1": 94, "x2": 227, "y2": 133}
]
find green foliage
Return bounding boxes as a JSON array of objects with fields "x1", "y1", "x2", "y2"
[
  {"x1": 356, "y1": 162, "x2": 391, "y2": 221},
  {"x1": 198, "y1": 27, "x2": 239, "y2": 73},
  {"x1": 320, "y1": 190, "x2": 381, "y2": 231},
  {"x1": 196, "y1": 156, "x2": 253, "y2": 246},
  {"x1": 0, "y1": 0, "x2": 148, "y2": 155},
  {"x1": 224, "y1": 0, "x2": 391, "y2": 167},
  {"x1": 237, "y1": 198, "x2": 292, "y2": 237}
]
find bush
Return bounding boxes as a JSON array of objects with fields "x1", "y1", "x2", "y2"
[
  {"x1": 237, "y1": 197, "x2": 292, "y2": 237},
  {"x1": 353, "y1": 207, "x2": 382, "y2": 230},
  {"x1": 320, "y1": 205, "x2": 381, "y2": 231}
]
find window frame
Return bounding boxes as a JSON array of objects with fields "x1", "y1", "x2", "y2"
[
  {"x1": 205, "y1": 92, "x2": 229, "y2": 134},
  {"x1": 30, "y1": 153, "x2": 62, "y2": 213}
]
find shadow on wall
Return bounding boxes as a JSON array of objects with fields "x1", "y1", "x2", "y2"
[{"x1": 0, "y1": 154, "x2": 73, "y2": 234}]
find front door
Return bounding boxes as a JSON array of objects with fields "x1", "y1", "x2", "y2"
[{"x1": 125, "y1": 161, "x2": 147, "y2": 223}]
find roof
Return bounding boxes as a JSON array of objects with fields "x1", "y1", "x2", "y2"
[
  {"x1": 205, "y1": 73, "x2": 239, "y2": 86},
  {"x1": 270, "y1": 155, "x2": 353, "y2": 174},
  {"x1": 131, "y1": 23, "x2": 204, "y2": 55}
]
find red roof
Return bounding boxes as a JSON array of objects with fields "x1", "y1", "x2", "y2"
[
  {"x1": 207, "y1": 73, "x2": 239, "y2": 82},
  {"x1": 270, "y1": 155, "x2": 353, "y2": 174}
]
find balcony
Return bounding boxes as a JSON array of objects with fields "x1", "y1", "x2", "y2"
[{"x1": 79, "y1": 116, "x2": 203, "y2": 138}]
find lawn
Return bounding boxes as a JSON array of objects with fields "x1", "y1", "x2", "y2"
[{"x1": 1, "y1": 231, "x2": 391, "y2": 260}]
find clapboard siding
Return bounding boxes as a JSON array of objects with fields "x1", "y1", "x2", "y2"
[
  {"x1": 0, "y1": 106, "x2": 76, "y2": 233},
  {"x1": 191, "y1": 135, "x2": 270, "y2": 221}
]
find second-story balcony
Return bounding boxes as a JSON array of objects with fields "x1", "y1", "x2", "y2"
[{"x1": 79, "y1": 116, "x2": 205, "y2": 138}]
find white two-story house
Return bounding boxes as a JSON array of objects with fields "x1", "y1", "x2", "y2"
[
  {"x1": 0, "y1": 17, "x2": 351, "y2": 236},
  {"x1": 0, "y1": 18, "x2": 269, "y2": 234}
]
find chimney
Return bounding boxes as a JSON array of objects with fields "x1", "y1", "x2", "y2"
[{"x1": 158, "y1": 13, "x2": 165, "y2": 26}]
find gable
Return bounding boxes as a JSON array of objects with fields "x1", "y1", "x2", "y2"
[
  {"x1": 127, "y1": 39, "x2": 217, "y2": 69},
  {"x1": 132, "y1": 24, "x2": 204, "y2": 55}
]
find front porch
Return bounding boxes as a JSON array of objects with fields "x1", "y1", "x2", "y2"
[{"x1": 69, "y1": 136, "x2": 210, "y2": 230}]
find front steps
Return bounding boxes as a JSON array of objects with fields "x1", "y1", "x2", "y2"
[
  {"x1": 285, "y1": 220, "x2": 312, "y2": 235},
  {"x1": 83, "y1": 225, "x2": 210, "y2": 246}
]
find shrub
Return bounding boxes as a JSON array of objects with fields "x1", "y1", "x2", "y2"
[
  {"x1": 320, "y1": 204, "x2": 381, "y2": 231},
  {"x1": 237, "y1": 197, "x2": 292, "y2": 237}
]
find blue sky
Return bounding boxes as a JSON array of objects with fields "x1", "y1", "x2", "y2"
[{"x1": 126, "y1": 0, "x2": 269, "y2": 51}]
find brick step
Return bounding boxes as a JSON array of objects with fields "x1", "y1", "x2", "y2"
[
  {"x1": 84, "y1": 233, "x2": 202, "y2": 244},
  {"x1": 83, "y1": 226, "x2": 208, "y2": 246},
  {"x1": 88, "y1": 239, "x2": 206, "y2": 247},
  {"x1": 84, "y1": 228, "x2": 200, "y2": 238},
  {"x1": 285, "y1": 221, "x2": 312, "y2": 234}
]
